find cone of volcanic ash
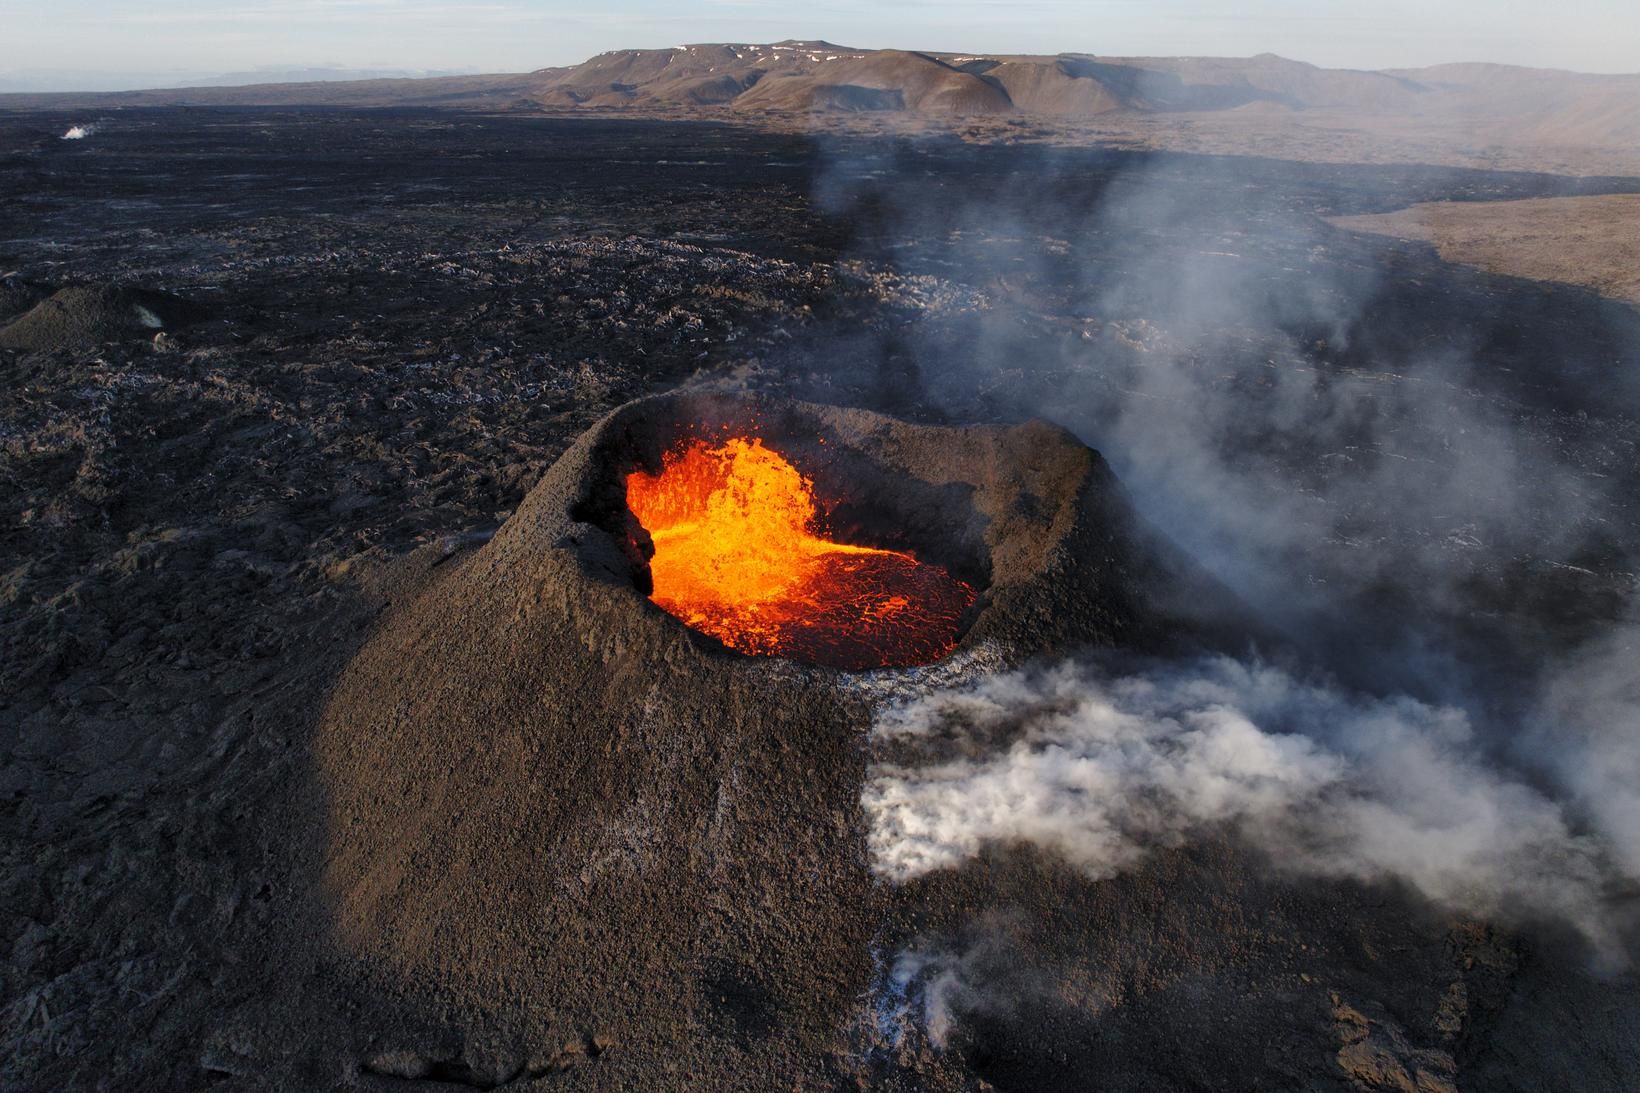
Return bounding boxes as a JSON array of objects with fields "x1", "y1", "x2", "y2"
[{"x1": 312, "y1": 391, "x2": 1222, "y2": 1078}]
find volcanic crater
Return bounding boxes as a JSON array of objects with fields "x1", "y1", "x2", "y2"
[
  {"x1": 312, "y1": 390, "x2": 1218, "y2": 1072},
  {"x1": 581, "y1": 396, "x2": 998, "y2": 669},
  {"x1": 519, "y1": 389, "x2": 1198, "y2": 669}
]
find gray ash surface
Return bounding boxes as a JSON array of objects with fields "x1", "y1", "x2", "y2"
[{"x1": 2, "y1": 109, "x2": 1638, "y2": 1090}]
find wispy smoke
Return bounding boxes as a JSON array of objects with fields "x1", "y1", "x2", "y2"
[
  {"x1": 811, "y1": 127, "x2": 1640, "y2": 1055},
  {"x1": 869, "y1": 916, "x2": 1036, "y2": 1050},
  {"x1": 60, "y1": 124, "x2": 97, "y2": 140},
  {"x1": 1528, "y1": 617, "x2": 1640, "y2": 878},
  {"x1": 810, "y1": 142, "x2": 1636, "y2": 700},
  {"x1": 865, "y1": 656, "x2": 1630, "y2": 955}
]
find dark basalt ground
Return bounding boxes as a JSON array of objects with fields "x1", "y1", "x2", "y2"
[{"x1": 2, "y1": 109, "x2": 1638, "y2": 1090}]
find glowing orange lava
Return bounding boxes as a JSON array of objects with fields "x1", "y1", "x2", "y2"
[{"x1": 624, "y1": 436, "x2": 975, "y2": 669}]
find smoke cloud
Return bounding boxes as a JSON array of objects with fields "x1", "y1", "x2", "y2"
[
  {"x1": 809, "y1": 141, "x2": 1637, "y2": 701},
  {"x1": 806, "y1": 129, "x2": 1640, "y2": 1051},
  {"x1": 865, "y1": 655, "x2": 1632, "y2": 957},
  {"x1": 1528, "y1": 617, "x2": 1640, "y2": 878},
  {"x1": 870, "y1": 915, "x2": 1037, "y2": 1051},
  {"x1": 60, "y1": 124, "x2": 97, "y2": 140}
]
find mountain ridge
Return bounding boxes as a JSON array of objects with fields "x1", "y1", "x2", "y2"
[{"x1": 5, "y1": 42, "x2": 1638, "y2": 159}]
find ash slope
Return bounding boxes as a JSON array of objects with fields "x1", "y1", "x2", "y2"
[{"x1": 313, "y1": 393, "x2": 1206, "y2": 1088}]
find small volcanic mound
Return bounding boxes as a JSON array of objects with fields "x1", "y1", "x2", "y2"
[
  {"x1": 0, "y1": 274, "x2": 50, "y2": 325},
  {"x1": 0, "y1": 284, "x2": 206, "y2": 350},
  {"x1": 314, "y1": 391, "x2": 1217, "y2": 1076}
]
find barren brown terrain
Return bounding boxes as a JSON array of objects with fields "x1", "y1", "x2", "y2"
[{"x1": 1331, "y1": 194, "x2": 1640, "y2": 306}]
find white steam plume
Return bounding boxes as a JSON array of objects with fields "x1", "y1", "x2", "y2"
[
  {"x1": 865, "y1": 657, "x2": 1629, "y2": 956},
  {"x1": 1529, "y1": 618, "x2": 1640, "y2": 878},
  {"x1": 810, "y1": 141, "x2": 1635, "y2": 704},
  {"x1": 871, "y1": 921, "x2": 1031, "y2": 1050},
  {"x1": 61, "y1": 124, "x2": 97, "y2": 140}
]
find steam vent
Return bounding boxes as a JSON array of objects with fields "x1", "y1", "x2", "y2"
[{"x1": 315, "y1": 392, "x2": 1214, "y2": 1083}]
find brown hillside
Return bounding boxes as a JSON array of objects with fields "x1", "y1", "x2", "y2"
[
  {"x1": 982, "y1": 59, "x2": 1132, "y2": 115},
  {"x1": 1126, "y1": 53, "x2": 1428, "y2": 111},
  {"x1": 527, "y1": 41, "x2": 873, "y2": 109},
  {"x1": 1331, "y1": 194, "x2": 1640, "y2": 306},
  {"x1": 733, "y1": 50, "x2": 1014, "y2": 115}
]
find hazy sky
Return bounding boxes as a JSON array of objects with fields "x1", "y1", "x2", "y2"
[{"x1": 3, "y1": 0, "x2": 1637, "y2": 90}]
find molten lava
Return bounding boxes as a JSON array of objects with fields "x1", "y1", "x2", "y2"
[{"x1": 625, "y1": 436, "x2": 975, "y2": 669}]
